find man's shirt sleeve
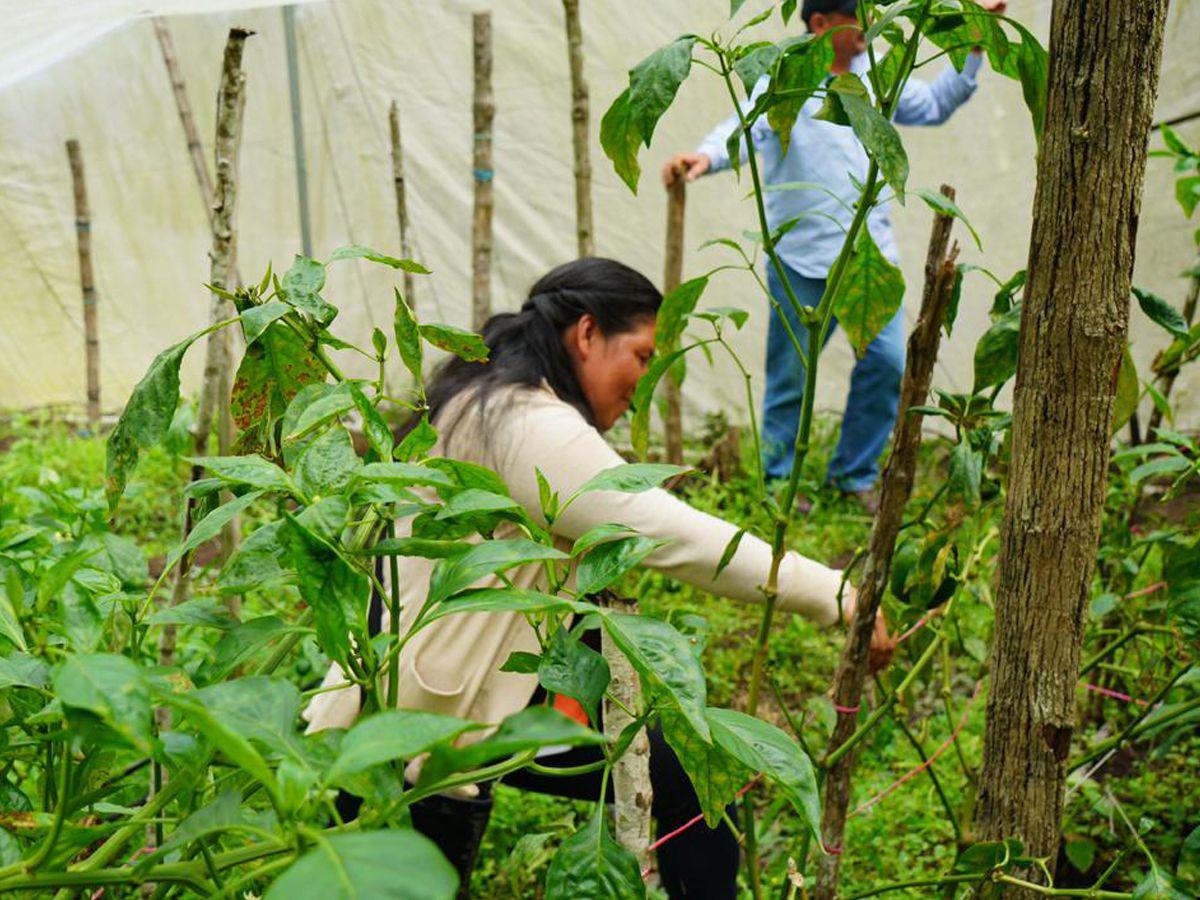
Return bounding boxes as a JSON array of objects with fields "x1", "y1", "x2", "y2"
[{"x1": 893, "y1": 52, "x2": 983, "y2": 125}]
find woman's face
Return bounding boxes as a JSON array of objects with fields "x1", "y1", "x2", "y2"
[{"x1": 566, "y1": 314, "x2": 657, "y2": 431}]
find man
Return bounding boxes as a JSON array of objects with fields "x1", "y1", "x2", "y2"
[{"x1": 663, "y1": 0, "x2": 1004, "y2": 511}]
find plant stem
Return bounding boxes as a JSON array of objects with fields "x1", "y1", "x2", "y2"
[{"x1": 1070, "y1": 664, "x2": 1190, "y2": 770}]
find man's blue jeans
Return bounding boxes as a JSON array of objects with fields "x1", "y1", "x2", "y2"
[{"x1": 762, "y1": 262, "x2": 906, "y2": 491}]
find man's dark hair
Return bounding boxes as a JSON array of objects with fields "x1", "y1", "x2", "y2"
[
  {"x1": 420, "y1": 257, "x2": 662, "y2": 444},
  {"x1": 802, "y1": 0, "x2": 859, "y2": 26}
]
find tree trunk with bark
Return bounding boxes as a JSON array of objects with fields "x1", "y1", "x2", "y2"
[
  {"x1": 67, "y1": 140, "x2": 100, "y2": 427},
  {"x1": 471, "y1": 12, "x2": 494, "y2": 331},
  {"x1": 974, "y1": 3, "x2": 1169, "y2": 893},
  {"x1": 562, "y1": 0, "x2": 594, "y2": 258},
  {"x1": 662, "y1": 175, "x2": 686, "y2": 466},
  {"x1": 814, "y1": 187, "x2": 960, "y2": 900}
]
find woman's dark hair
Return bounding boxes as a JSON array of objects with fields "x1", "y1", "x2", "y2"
[{"x1": 421, "y1": 257, "x2": 661, "y2": 444}]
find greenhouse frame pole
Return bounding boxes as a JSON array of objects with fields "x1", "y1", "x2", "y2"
[{"x1": 283, "y1": 4, "x2": 313, "y2": 258}]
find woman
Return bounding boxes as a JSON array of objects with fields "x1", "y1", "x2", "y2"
[{"x1": 306, "y1": 257, "x2": 891, "y2": 897}]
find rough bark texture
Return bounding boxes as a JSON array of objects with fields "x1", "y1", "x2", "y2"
[
  {"x1": 1145, "y1": 244, "x2": 1199, "y2": 437},
  {"x1": 471, "y1": 12, "x2": 494, "y2": 330},
  {"x1": 600, "y1": 592, "x2": 652, "y2": 872},
  {"x1": 562, "y1": 0, "x2": 594, "y2": 257},
  {"x1": 153, "y1": 17, "x2": 215, "y2": 222},
  {"x1": 814, "y1": 188, "x2": 960, "y2": 900},
  {"x1": 389, "y1": 100, "x2": 417, "y2": 311},
  {"x1": 662, "y1": 176, "x2": 686, "y2": 466},
  {"x1": 974, "y1": 3, "x2": 1168, "y2": 893},
  {"x1": 67, "y1": 140, "x2": 100, "y2": 426}
]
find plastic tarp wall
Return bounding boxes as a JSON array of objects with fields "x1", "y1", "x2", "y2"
[{"x1": 1, "y1": 0, "x2": 1198, "y2": 433}]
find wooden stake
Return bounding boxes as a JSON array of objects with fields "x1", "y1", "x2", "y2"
[
  {"x1": 562, "y1": 0, "x2": 594, "y2": 257},
  {"x1": 66, "y1": 140, "x2": 100, "y2": 426},
  {"x1": 389, "y1": 101, "x2": 417, "y2": 311},
  {"x1": 471, "y1": 11, "x2": 494, "y2": 330},
  {"x1": 600, "y1": 591, "x2": 652, "y2": 871},
  {"x1": 663, "y1": 171, "x2": 687, "y2": 465},
  {"x1": 153, "y1": 17, "x2": 215, "y2": 222},
  {"x1": 814, "y1": 186, "x2": 960, "y2": 900}
]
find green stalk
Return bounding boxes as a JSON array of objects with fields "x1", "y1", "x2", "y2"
[
  {"x1": 2, "y1": 742, "x2": 71, "y2": 878},
  {"x1": 386, "y1": 523, "x2": 402, "y2": 710},
  {"x1": 1070, "y1": 667, "x2": 1193, "y2": 771}
]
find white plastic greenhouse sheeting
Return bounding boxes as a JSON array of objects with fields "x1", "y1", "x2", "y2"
[{"x1": 1, "y1": 0, "x2": 1198, "y2": 432}]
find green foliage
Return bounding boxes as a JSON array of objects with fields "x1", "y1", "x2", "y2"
[{"x1": 831, "y1": 227, "x2": 906, "y2": 355}]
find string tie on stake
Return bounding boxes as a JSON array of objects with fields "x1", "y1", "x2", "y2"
[
  {"x1": 833, "y1": 703, "x2": 860, "y2": 715},
  {"x1": 641, "y1": 775, "x2": 762, "y2": 879}
]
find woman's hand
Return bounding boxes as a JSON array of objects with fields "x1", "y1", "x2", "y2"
[{"x1": 840, "y1": 587, "x2": 896, "y2": 675}]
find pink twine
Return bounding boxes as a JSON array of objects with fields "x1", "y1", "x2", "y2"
[
  {"x1": 1083, "y1": 683, "x2": 1149, "y2": 707},
  {"x1": 1123, "y1": 581, "x2": 1166, "y2": 601},
  {"x1": 834, "y1": 703, "x2": 861, "y2": 715},
  {"x1": 847, "y1": 681, "x2": 982, "y2": 820},
  {"x1": 823, "y1": 842, "x2": 844, "y2": 855},
  {"x1": 642, "y1": 776, "x2": 762, "y2": 878},
  {"x1": 895, "y1": 613, "x2": 931, "y2": 645}
]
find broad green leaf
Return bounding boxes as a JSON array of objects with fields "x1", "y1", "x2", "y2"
[
  {"x1": 916, "y1": 188, "x2": 982, "y2": 249},
  {"x1": 1162, "y1": 538, "x2": 1200, "y2": 641},
  {"x1": 660, "y1": 708, "x2": 750, "y2": 827},
  {"x1": 657, "y1": 277, "x2": 709, "y2": 352},
  {"x1": 358, "y1": 461, "x2": 454, "y2": 489},
  {"x1": 1111, "y1": 347, "x2": 1139, "y2": 435},
  {"x1": 161, "y1": 790, "x2": 245, "y2": 853},
  {"x1": 286, "y1": 381, "x2": 356, "y2": 442},
  {"x1": 241, "y1": 301, "x2": 292, "y2": 345},
  {"x1": 164, "y1": 490, "x2": 263, "y2": 572},
  {"x1": 707, "y1": 707, "x2": 820, "y2": 842},
  {"x1": 53, "y1": 654, "x2": 152, "y2": 752},
  {"x1": 434, "y1": 489, "x2": 523, "y2": 521},
  {"x1": 281, "y1": 255, "x2": 336, "y2": 325},
  {"x1": 191, "y1": 455, "x2": 294, "y2": 494},
  {"x1": 295, "y1": 426, "x2": 362, "y2": 499},
  {"x1": 714, "y1": 528, "x2": 747, "y2": 578},
  {"x1": 146, "y1": 597, "x2": 237, "y2": 629},
  {"x1": 602, "y1": 613, "x2": 709, "y2": 741},
  {"x1": 1009, "y1": 18, "x2": 1048, "y2": 144},
  {"x1": 106, "y1": 334, "x2": 201, "y2": 511},
  {"x1": 363, "y1": 537, "x2": 467, "y2": 560},
  {"x1": 419, "y1": 706, "x2": 605, "y2": 788},
  {"x1": 573, "y1": 463, "x2": 688, "y2": 498},
  {"x1": 630, "y1": 345, "x2": 690, "y2": 459},
  {"x1": 421, "y1": 588, "x2": 596, "y2": 625},
  {"x1": 231, "y1": 316, "x2": 326, "y2": 454},
  {"x1": 0, "y1": 653, "x2": 50, "y2": 690},
  {"x1": 396, "y1": 416, "x2": 438, "y2": 462},
  {"x1": 419, "y1": 323, "x2": 489, "y2": 363},
  {"x1": 1130, "y1": 456, "x2": 1192, "y2": 484},
  {"x1": 1064, "y1": 838, "x2": 1096, "y2": 873},
  {"x1": 0, "y1": 578, "x2": 26, "y2": 651},
  {"x1": 393, "y1": 286, "x2": 424, "y2": 386},
  {"x1": 538, "y1": 627, "x2": 610, "y2": 719},
  {"x1": 832, "y1": 227, "x2": 905, "y2": 355},
  {"x1": 199, "y1": 616, "x2": 297, "y2": 682},
  {"x1": 1132, "y1": 866, "x2": 1192, "y2": 900},
  {"x1": 1176, "y1": 174, "x2": 1200, "y2": 218},
  {"x1": 217, "y1": 521, "x2": 288, "y2": 595},
  {"x1": 1133, "y1": 287, "x2": 1190, "y2": 339},
  {"x1": 328, "y1": 244, "x2": 431, "y2": 273},
  {"x1": 426, "y1": 539, "x2": 566, "y2": 606},
  {"x1": 973, "y1": 303, "x2": 1022, "y2": 391},
  {"x1": 61, "y1": 585, "x2": 102, "y2": 652},
  {"x1": 500, "y1": 651, "x2": 541, "y2": 674},
  {"x1": 947, "y1": 441, "x2": 982, "y2": 505},
  {"x1": 280, "y1": 514, "x2": 368, "y2": 666},
  {"x1": 576, "y1": 535, "x2": 665, "y2": 596},
  {"x1": 732, "y1": 42, "x2": 780, "y2": 94},
  {"x1": 168, "y1": 694, "x2": 281, "y2": 807},
  {"x1": 767, "y1": 37, "x2": 834, "y2": 156},
  {"x1": 328, "y1": 710, "x2": 481, "y2": 782},
  {"x1": 571, "y1": 524, "x2": 635, "y2": 558},
  {"x1": 600, "y1": 37, "x2": 697, "y2": 192},
  {"x1": 828, "y1": 74, "x2": 909, "y2": 200},
  {"x1": 544, "y1": 806, "x2": 645, "y2": 900},
  {"x1": 192, "y1": 676, "x2": 304, "y2": 761},
  {"x1": 953, "y1": 838, "x2": 1025, "y2": 874},
  {"x1": 349, "y1": 382, "x2": 394, "y2": 461},
  {"x1": 428, "y1": 458, "x2": 512, "y2": 496},
  {"x1": 265, "y1": 831, "x2": 458, "y2": 900}
]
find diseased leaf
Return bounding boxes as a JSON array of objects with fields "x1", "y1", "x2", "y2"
[
  {"x1": 349, "y1": 382, "x2": 394, "y2": 461},
  {"x1": 767, "y1": 37, "x2": 834, "y2": 156},
  {"x1": 393, "y1": 287, "x2": 424, "y2": 387},
  {"x1": 1111, "y1": 347, "x2": 1139, "y2": 435},
  {"x1": 328, "y1": 245, "x2": 431, "y2": 273},
  {"x1": 280, "y1": 255, "x2": 336, "y2": 325},
  {"x1": 660, "y1": 708, "x2": 750, "y2": 827},
  {"x1": 832, "y1": 227, "x2": 905, "y2": 355},
  {"x1": 828, "y1": 73, "x2": 909, "y2": 200},
  {"x1": 53, "y1": 654, "x2": 152, "y2": 752},
  {"x1": 231, "y1": 319, "x2": 326, "y2": 454},
  {"x1": 295, "y1": 426, "x2": 362, "y2": 499},
  {"x1": 419, "y1": 323, "x2": 489, "y2": 363}
]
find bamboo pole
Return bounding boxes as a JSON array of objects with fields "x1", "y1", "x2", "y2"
[
  {"x1": 600, "y1": 592, "x2": 652, "y2": 871},
  {"x1": 66, "y1": 140, "x2": 100, "y2": 427},
  {"x1": 283, "y1": 5, "x2": 313, "y2": 258},
  {"x1": 814, "y1": 186, "x2": 960, "y2": 900},
  {"x1": 152, "y1": 17, "x2": 215, "y2": 222},
  {"x1": 562, "y1": 0, "x2": 594, "y2": 257},
  {"x1": 663, "y1": 170, "x2": 687, "y2": 465},
  {"x1": 471, "y1": 11, "x2": 494, "y2": 330},
  {"x1": 388, "y1": 101, "x2": 417, "y2": 310}
]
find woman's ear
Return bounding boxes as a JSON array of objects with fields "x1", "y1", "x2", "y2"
[{"x1": 572, "y1": 313, "x2": 599, "y2": 361}]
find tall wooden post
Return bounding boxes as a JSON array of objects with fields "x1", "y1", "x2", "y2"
[
  {"x1": 389, "y1": 101, "x2": 417, "y2": 310},
  {"x1": 663, "y1": 172, "x2": 686, "y2": 465},
  {"x1": 471, "y1": 11, "x2": 494, "y2": 330},
  {"x1": 67, "y1": 140, "x2": 100, "y2": 426},
  {"x1": 974, "y1": 3, "x2": 1168, "y2": 894},
  {"x1": 814, "y1": 187, "x2": 960, "y2": 900},
  {"x1": 153, "y1": 18, "x2": 215, "y2": 221},
  {"x1": 562, "y1": 0, "x2": 594, "y2": 257}
]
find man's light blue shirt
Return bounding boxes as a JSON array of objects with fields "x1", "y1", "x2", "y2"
[{"x1": 696, "y1": 52, "x2": 983, "y2": 279}]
